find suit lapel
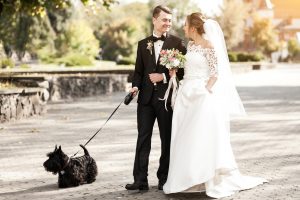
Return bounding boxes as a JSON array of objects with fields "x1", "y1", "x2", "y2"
[
  {"x1": 144, "y1": 35, "x2": 156, "y2": 67},
  {"x1": 147, "y1": 33, "x2": 172, "y2": 69},
  {"x1": 151, "y1": 42, "x2": 157, "y2": 67}
]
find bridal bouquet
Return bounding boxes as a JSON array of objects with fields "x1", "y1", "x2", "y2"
[
  {"x1": 159, "y1": 48, "x2": 186, "y2": 111},
  {"x1": 159, "y1": 48, "x2": 186, "y2": 70}
]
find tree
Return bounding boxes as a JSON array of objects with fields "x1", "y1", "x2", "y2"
[
  {"x1": 100, "y1": 18, "x2": 143, "y2": 61},
  {"x1": 216, "y1": 0, "x2": 249, "y2": 50},
  {"x1": 0, "y1": 3, "x2": 56, "y2": 60},
  {"x1": 0, "y1": 41, "x2": 5, "y2": 59},
  {"x1": 249, "y1": 16, "x2": 279, "y2": 56},
  {"x1": 91, "y1": 2, "x2": 149, "y2": 61},
  {"x1": 58, "y1": 19, "x2": 98, "y2": 58},
  {"x1": 0, "y1": 0, "x2": 116, "y2": 61},
  {"x1": 0, "y1": 0, "x2": 116, "y2": 16},
  {"x1": 0, "y1": 0, "x2": 103, "y2": 60}
]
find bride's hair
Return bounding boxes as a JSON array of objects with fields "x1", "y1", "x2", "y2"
[{"x1": 186, "y1": 12, "x2": 206, "y2": 35}]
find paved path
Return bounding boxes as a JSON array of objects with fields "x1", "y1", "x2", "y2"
[{"x1": 0, "y1": 64, "x2": 299, "y2": 200}]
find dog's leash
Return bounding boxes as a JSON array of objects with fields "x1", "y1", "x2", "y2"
[{"x1": 71, "y1": 93, "x2": 134, "y2": 158}]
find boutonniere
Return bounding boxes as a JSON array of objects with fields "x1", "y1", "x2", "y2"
[{"x1": 146, "y1": 40, "x2": 153, "y2": 55}]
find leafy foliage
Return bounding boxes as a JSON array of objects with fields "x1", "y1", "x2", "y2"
[
  {"x1": 94, "y1": 3, "x2": 149, "y2": 61},
  {"x1": 100, "y1": 18, "x2": 142, "y2": 61},
  {"x1": 0, "y1": 41, "x2": 5, "y2": 59},
  {"x1": 56, "y1": 19, "x2": 98, "y2": 58},
  {"x1": 0, "y1": 0, "x2": 115, "y2": 62},
  {"x1": 1, "y1": 58, "x2": 15, "y2": 68},
  {"x1": 217, "y1": 0, "x2": 250, "y2": 50},
  {"x1": 287, "y1": 39, "x2": 300, "y2": 59},
  {"x1": 228, "y1": 51, "x2": 264, "y2": 62},
  {"x1": 57, "y1": 53, "x2": 93, "y2": 66},
  {"x1": 0, "y1": 0, "x2": 116, "y2": 16},
  {"x1": 249, "y1": 16, "x2": 280, "y2": 55},
  {"x1": 116, "y1": 57, "x2": 135, "y2": 65}
]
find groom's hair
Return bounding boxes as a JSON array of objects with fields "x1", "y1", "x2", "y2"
[{"x1": 153, "y1": 5, "x2": 172, "y2": 18}]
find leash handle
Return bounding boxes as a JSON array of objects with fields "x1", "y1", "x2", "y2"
[{"x1": 71, "y1": 97, "x2": 126, "y2": 157}]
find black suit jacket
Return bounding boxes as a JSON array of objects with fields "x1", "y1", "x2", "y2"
[{"x1": 132, "y1": 34, "x2": 187, "y2": 105}]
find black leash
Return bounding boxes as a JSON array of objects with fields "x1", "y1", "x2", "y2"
[{"x1": 71, "y1": 96, "x2": 127, "y2": 158}]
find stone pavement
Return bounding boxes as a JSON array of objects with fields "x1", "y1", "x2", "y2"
[{"x1": 0, "y1": 64, "x2": 300, "y2": 200}]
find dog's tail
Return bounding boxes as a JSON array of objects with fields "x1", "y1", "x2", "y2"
[{"x1": 79, "y1": 144, "x2": 90, "y2": 156}]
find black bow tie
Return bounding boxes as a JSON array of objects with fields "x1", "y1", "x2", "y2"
[{"x1": 152, "y1": 35, "x2": 166, "y2": 42}]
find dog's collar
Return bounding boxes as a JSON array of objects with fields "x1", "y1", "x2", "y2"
[{"x1": 60, "y1": 158, "x2": 70, "y2": 174}]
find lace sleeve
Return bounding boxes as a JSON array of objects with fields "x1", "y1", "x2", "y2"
[{"x1": 206, "y1": 48, "x2": 218, "y2": 77}]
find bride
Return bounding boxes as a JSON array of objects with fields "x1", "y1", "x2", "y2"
[{"x1": 163, "y1": 12, "x2": 267, "y2": 198}]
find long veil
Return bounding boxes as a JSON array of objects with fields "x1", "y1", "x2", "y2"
[{"x1": 203, "y1": 19, "x2": 246, "y2": 120}]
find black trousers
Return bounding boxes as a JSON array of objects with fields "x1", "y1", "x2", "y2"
[{"x1": 133, "y1": 91, "x2": 172, "y2": 184}]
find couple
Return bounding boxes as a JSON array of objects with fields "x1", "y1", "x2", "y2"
[{"x1": 125, "y1": 5, "x2": 267, "y2": 198}]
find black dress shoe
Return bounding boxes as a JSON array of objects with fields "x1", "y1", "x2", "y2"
[
  {"x1": 125, "y1": 182, "x2": 149, "y2": 191},
  {"x1": 158, "y1": 182, "x2": 164, "y2": 190},
  {"x1": 158, "y1": 177, "x2": 167, "y2": 190}
]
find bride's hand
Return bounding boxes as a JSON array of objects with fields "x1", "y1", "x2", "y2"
[
  {"x1": 169, "y1": 69, "x2": 177, "y2": 77},
  {"x1": 205, "y1": 85, "x2": 213, "y2": 93}
]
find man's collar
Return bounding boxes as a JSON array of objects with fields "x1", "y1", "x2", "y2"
[{"x1": 153, "y1": 31, "x2": 167, "y2": 38}]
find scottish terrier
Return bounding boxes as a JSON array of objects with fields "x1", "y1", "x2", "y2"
[{"x1": 43, "y1": 144, "x2": 98, "y2": 188}]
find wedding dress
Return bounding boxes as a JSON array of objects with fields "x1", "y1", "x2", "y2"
[{"x1": 163, "y1": 39, "x2": 267, "y2": 198}]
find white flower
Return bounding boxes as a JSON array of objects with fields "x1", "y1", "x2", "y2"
[
  {"x1": 173, "y1": 59, "x2": 180, "y2": 67},
  {"x1": 159, "y1": 48, "x2": 186, "y2": 70}
]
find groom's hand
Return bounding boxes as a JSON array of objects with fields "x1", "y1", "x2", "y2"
[
  {"x1": 129, "y1": 87, "x2": 139, "y2": 97},
  {"x1": 149, "y1": 73, "x2": 164, "y2": 83}
]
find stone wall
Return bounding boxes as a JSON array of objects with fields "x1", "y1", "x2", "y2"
[
  {"x1": 0, "y1": 73, "x2": 128, "y2": 123},
  {"x1": 0, "y1": 88, "x2": 47, "y2": 123},
  {"x1": 46, "y1": 74, "x2": 128, "y2": 101}
]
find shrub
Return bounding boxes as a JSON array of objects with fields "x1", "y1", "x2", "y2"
[
  {"x1": 116, "y1": 57, "x2": 135, "y2": 65},
  {"x1": 249, "y1": 52, "x2": 264, "y2": 61},
  {"x1": 36, "y1": 44, "x2": 57, "y2": 64},
  {"x1": 57, "y1": 53, "x2": 93, "y2": 67},
  {"x1": 229, "y1": 52, "x2": 264, "y2": 62},
  {"x1": 228, "y1": 52, "x2": 238, "y2": 62},
  {"x1": 1, "y1": 58, "x2": 15, "y2": 68},
  {"x1": 40, "y1": 55, "x2": 56, "y2": 63},
  {"x1": 236, "y1": 52, "x2": 249, "y2": 62},
  {"x1": 19, "y1": 64, "x2": 30, "y2": 69},
  {"x1": 288, "y1": 39, "x2": 300, "y2": 60}
]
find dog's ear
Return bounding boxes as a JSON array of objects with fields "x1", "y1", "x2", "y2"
[
  {"x1": 54, "y1": 145, "x2": 57, "y2": 151},
  {"x1": 58, "y1": 145, "x2": 61, "y2": 151}
]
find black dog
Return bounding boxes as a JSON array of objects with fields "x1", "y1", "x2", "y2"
[{"x1": 43, "y1": 145, "x2": 98, "y2": 188}]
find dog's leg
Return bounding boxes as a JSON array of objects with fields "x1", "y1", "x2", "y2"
[{"x1": 86, "y1": 159, "x2": 98, "y2": 183}]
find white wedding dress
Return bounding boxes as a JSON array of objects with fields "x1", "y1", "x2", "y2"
[{"x1": 163, "y1": 41, "x2": 267, "y2": 198}]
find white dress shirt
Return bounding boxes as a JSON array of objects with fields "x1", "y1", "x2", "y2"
[
  {"x1": 133, "y1": 32, "x2": 168, "y2": 91},
  {"x1": 153, "y1": 32, "x2": 167, "y2": 84}
]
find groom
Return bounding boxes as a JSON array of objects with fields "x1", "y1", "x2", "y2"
[{"x1": 126, "y1": 5, "x2": 186, "y2": 191}]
